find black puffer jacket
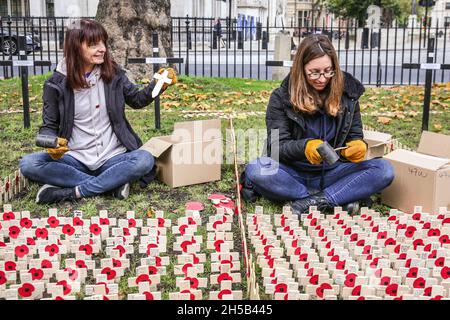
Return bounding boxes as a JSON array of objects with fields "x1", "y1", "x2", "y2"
[
  {"x1": 39, "y1": 67, "x2": 157, "y2": 151},
  {"x1": 266, "y1": 71, "x2": 366, "y2": 164}
]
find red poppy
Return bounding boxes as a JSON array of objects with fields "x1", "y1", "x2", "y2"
[
  {"x1": 114, "y1": 245, "x2": 125, "y2": 257},
  {"x1": 136, "y1": 274, "x2": 151, "y2": 284},
  {"x1": 64, "y1": 268, "x2": 78, "y2": 281},
  {"x1": 309, "y1": 274, "x2": 319, "y2": 285},
  {"x1": 385, "y1": 283, "x2": 398, "y2": 296},
  {"x1": 413, "y1": 277, "x2": 426, "y2": 288},
  {"x1": 142, "y1": 265, "x2": 156, "y2": 276},
  {"x1": 396, "y1": 224, "x2": 407, "y2": 231},
  {"x1": 351, "y1": 285, "x2": 361, "y2": 296},
  {"x1": 431, "y1": 295, "x2": 443, "y2": 300},
  {"x1": 336, "y1": 260, "x2": 346, "y2": 270},
  {"x1": 440, "y1": 266, "x2": 450, "y2": 280},
  {"x1": 28, "y1": 268, "x2": 44, "y2": 281},
  {"x1": 157, "y1": 218, "x2": 165, "y2": 228},
  {"x1": 218, "y1": 289, "x2": 232, "y2": 300},
  {"x1": 357, "y1": 296, "x2": 366, "y2": 300},
  {"x1": 435, "y1": 257, "x2": 444, "y2": 267},
  {"x1": 424, "y1": 287, "x2": 432, "y2": 297},
  {"x1": 377, "y1": 231, "x2": 387, "y2": 239},
  {"x1": 316, "y1": 283, "x2": 333, "y2": 298},
  {"x1": 217, "y1": 272, "x2": 233, "y2": 284},
  {"x1": 112, "y1": 259, "x2": 122, "y2": 268},
  {"x1": 26, "y1": 238, "x2": 36, "y2": 247},
  {"x1": 371, "y1": 225, "x2": 379, "y2": 232},
  {"x1": 428, "y1": 250, "x2": 437, "y2": 259},
  {"x1": 62, "y1": 224, "x2": 75, "y2": 236},
  {"x1": 101, "y1": 267, "x2": 116, "y2": 281},
  {"x1": 422, "y1": 222, "x2": 431, "y2": 229},
  {"x1": 20, "y1": 218, "x2": 33, "y2": 229},
  {"x1": 15, "y1": 245, "x2": 29, "y2": 258},
  {"x1": 412, "y1": 213, "x2": 421, "y2": 221},
  {"x1": 407, "y1": 267, "x2": 418, "y2": 278},
  {"x1": 380, "y1": 276, "x2": 391, "y2": 286},
  {"x1": 47, "y1": 216, "x2": 60, "y2": 228},
  {"x1": 143, "y1": 291, "x2": 154, "y2": 300},
  {"x1": 5, "y1": 261, "x2": 16, "y2": 271},
  {"x1": 356, "y1": 239, "x2": 365, "y2": 247},
  {"x1": 299, "y1": 253, "x2": 308, "y2": 262},
  {"x1": 73, "y1": 217, "x2": 84, "y2": 226},
  {"x1": 427, "y1": 229, "x2": 441, "y2": 237},
  {"x1": 45, "y1": 244, "x2": 59, "y2": 257},
  {"x1": 9, "y1": 226, "x2": 21, "y2": 239},
  {"x1": 57, "y1": 280, "x2": 72, "y2": 295},
  {"x1": 310, "y1": 218, "x2": 317, "y2": 226},
  {"x1": 439, "y1": 235, "x2": 449, "y2": 245},
  {"x1": 79, "y1": 244, "x2": 93, "y2": 255},
  {"x1": 398, "y1": 253, "x2": 407, "y2": 260},
  {"x1": 344, "y1": 273, "x2": 356, "y2": 287},
  {"x1": 3, "y1": 211, "x2": 15, "y2": 220},
  {"x1": 350, "y1": 233, "x2": 358, "y2": 242},
  {"x1": 185, "y1": 277, "x2": 199, "y2": 289},
  {"x1": 128, "y1": 218, "x2": 137, "y2": 228},
  {"x1": 0, "y1": 241, "x2": 5, "y2": 247},
  {"x1": 89, "y1": 224, "x2": 101, "y2": 236},
  {"x1": 384, "y1": 238, "x2": 396, "y2": 246},
  {"x1": 274, "y1": 283, "x2": 288, "y2": 293},
  {"x1": 18, "y1": 283, "x2": 35, "y2": 298},
  {"x1": 99, "y1": 218, "x2": 110, "y2": 225},
  {"x1": 413, "y1": 239, "x2": 424, "y2": 250},
  {"x1": 214, "y1": 240, "x2": 224, "y2": 252},
  {"x1": 76, "y1": 260, "x2": 87, "y2": 269},
  {"x1": 35, "y1": 228, "x2": 48, "y2": 239},
  {"x1": 41, "y1": 259, "x2": 52, "y2": 269},
  {"x1": 405, "y1": 226, "x2": 417, "y2": 238},
  {"x1": 0, "y1": 270, "x2": 6, "y2": 285}
]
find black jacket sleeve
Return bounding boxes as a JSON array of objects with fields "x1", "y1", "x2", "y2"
[
  {"x1": 38, "y1": 80, "x2": 60, "y2": 137},
  {"x1": 121, "y1": 72, "x2": 159, "y2": 109},
  {"x1": 345, "y1": 100, "x2": 364, "y2": 143},
  {"x1": 266, "y1": 91, "x2": 312, "y2": 163}
]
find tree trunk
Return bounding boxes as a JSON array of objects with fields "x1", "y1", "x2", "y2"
[{"x1": 96, "y1": 0, "x2": 173, "y2": 82}]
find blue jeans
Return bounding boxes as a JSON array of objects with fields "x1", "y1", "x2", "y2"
[
  {"x1": 19, "y1": 150, "x2": 154, "y2": 197},
  {"x1": 244, "y1": 157, "x2": 394, "y2": 205}
]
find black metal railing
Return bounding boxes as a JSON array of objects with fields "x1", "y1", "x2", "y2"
[{"x1": 1, "y1": 15, "x2": 449, "y2": 85}]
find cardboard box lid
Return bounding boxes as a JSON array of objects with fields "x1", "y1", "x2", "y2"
[
  {"x1": 140, "y1": 135, "x2": 173, "y2": 158},
  {"x1": 417, "y1": 131, "x2": 450, "y2": 159},
  {"x1": 385, "y1": 149, "x2": 450, "y2": 171},
  {"x1": 172, "y1": 119, "x2": 221, "y2": 143},
  {"x1": 363, "y1": 130, "x2": 392, "y2": 147}
]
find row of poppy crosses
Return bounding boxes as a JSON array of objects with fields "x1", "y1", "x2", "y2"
[
  {"x1": 0, "y1": 194, "x2": 242, "y2": 300},
  {"x1": 248, "y1": 205, "x2": 450, "y2": 300}
]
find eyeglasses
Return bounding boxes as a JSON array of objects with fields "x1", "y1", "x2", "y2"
[{"x1": 307, "y1": 70, "x2": 336, "y2": 80}]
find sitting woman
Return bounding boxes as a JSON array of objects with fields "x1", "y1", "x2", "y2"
[
  {"x1": 242, "y1": 35, "x2": 394, "y2": 215},
  {"x1": 20, "y1": 19, "x2": 177, "y2": 204}
]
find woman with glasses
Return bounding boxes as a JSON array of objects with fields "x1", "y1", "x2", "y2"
[{"x1": 241, "y1": 35, "x2": 394, "y2": 216}]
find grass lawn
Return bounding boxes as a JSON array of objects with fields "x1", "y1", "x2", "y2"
[{"x1": 0, "y1": 73, "x2": 449, "y2": 299}]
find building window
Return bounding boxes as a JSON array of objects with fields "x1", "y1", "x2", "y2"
[
  {"x1": 445, "y1": 17, "x2": 450, "y2": 27},
  {"x1": 45, "y1": 0, "x2": 54, "y2": 17},
  {"x1": 446, "y1": 2, "x2": 450, "y2": 10},
  {"x1": 0, "y1": 0, "x2": 8, "y2": 17},
  {"x1": 298, "y1": 10, "x2": 310, "y2": 28}
]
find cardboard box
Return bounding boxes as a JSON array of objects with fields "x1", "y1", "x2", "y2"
[
  {"x1": 381, "y1": 131, "x2": 450, "y2": 214},
  {"x1": 363, "y1": 130, "x2": 392, "y2": 159},
  {"x1": 140, "y1": 119, "x2": 222, "y2": 188}
]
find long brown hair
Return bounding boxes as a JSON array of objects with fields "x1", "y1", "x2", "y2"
[
  {"x1": 289, "y1": 35, "x2": 344, "y2": 116},
  {"x1": 63, "y1": 19, "x2": 117, "y2": 90}
]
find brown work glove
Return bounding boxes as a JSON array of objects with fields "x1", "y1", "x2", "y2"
[
  {"x1": 157, "y1": 67, "x2": 178, "y2": 90},
  {"x1": 47, "y1": 137, "x2": 69, "y2": 161},
  {"x1": 305, "y1": 139, "x2": 324, "y2": 165},
  {"x1": 341, "y1": 140, "x2": 367, "y2": 163}
]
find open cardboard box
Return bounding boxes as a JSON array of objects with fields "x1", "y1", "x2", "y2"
[
  {"x1": 140, "y1": 119, "x2": 222, "y2": 188},
  {"x1": 381, "y1": 131, "x2": 450, "y2": 214},
  {"x1": 363, "y1": 130, "x2": 392, "y2": 159}
]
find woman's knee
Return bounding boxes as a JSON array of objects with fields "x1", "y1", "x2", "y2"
[
  {"x1": 368, "y1": 158, "x2": 395, "y2": 187},
  {"x1": 245, "y1": 157, "x2": 279, "y2": 185},
  {"x1": 132, "y1": 150, "x2": 155, "y2": 176},
  {"x1": 19, "y1": 153, "x2": 47, "y2": 177}
]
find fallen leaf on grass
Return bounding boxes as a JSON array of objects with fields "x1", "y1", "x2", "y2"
[
  {"x1": 434, "y1": 124, "x2": 442, "y2": 131},
  {"x1": 377, "y1": 116, "x2": 391, "y2": 125}
]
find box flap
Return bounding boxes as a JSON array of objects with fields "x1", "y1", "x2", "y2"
[
  {"x1": 418, "y1": 131, "x2": 450, "y2": 159},
  {"x1": 140, "y1": 136, "x2": 173, "y2": 158},
  {"x1": 363, "y1": 130, "x2": 392, "y2": 147},
  {"x1": 172, "y1": 119, "x2": 222, "y2": 143},
  {"x1": 384, "y1": 149, "x2": 450, "y2": 171}
]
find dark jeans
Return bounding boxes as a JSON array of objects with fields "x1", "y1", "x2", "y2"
[
  {"x1": 244, "y1": 157, "x2": 394, "y2": 205},
  {"x1": 19, "y1": 150, "x2": 154, "y2": 197}
]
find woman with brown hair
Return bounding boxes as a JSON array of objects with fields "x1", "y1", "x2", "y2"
[
  {"x1": 19, "y1": 19, "x2": 177, "y2": 204},
  {"x1": 242, "y1": 35, "x2": 394, "y2": 215}
]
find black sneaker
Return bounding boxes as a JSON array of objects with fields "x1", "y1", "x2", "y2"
[
  {"x1": 288, "y1": 192, "x2": 334, "y2": 216},
  {"x1": 36, "y1": 184, "x2": 76, "y2": 204},
  {"x1": 112, "y1": 183, "x2": 130, "y2": 200}
]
